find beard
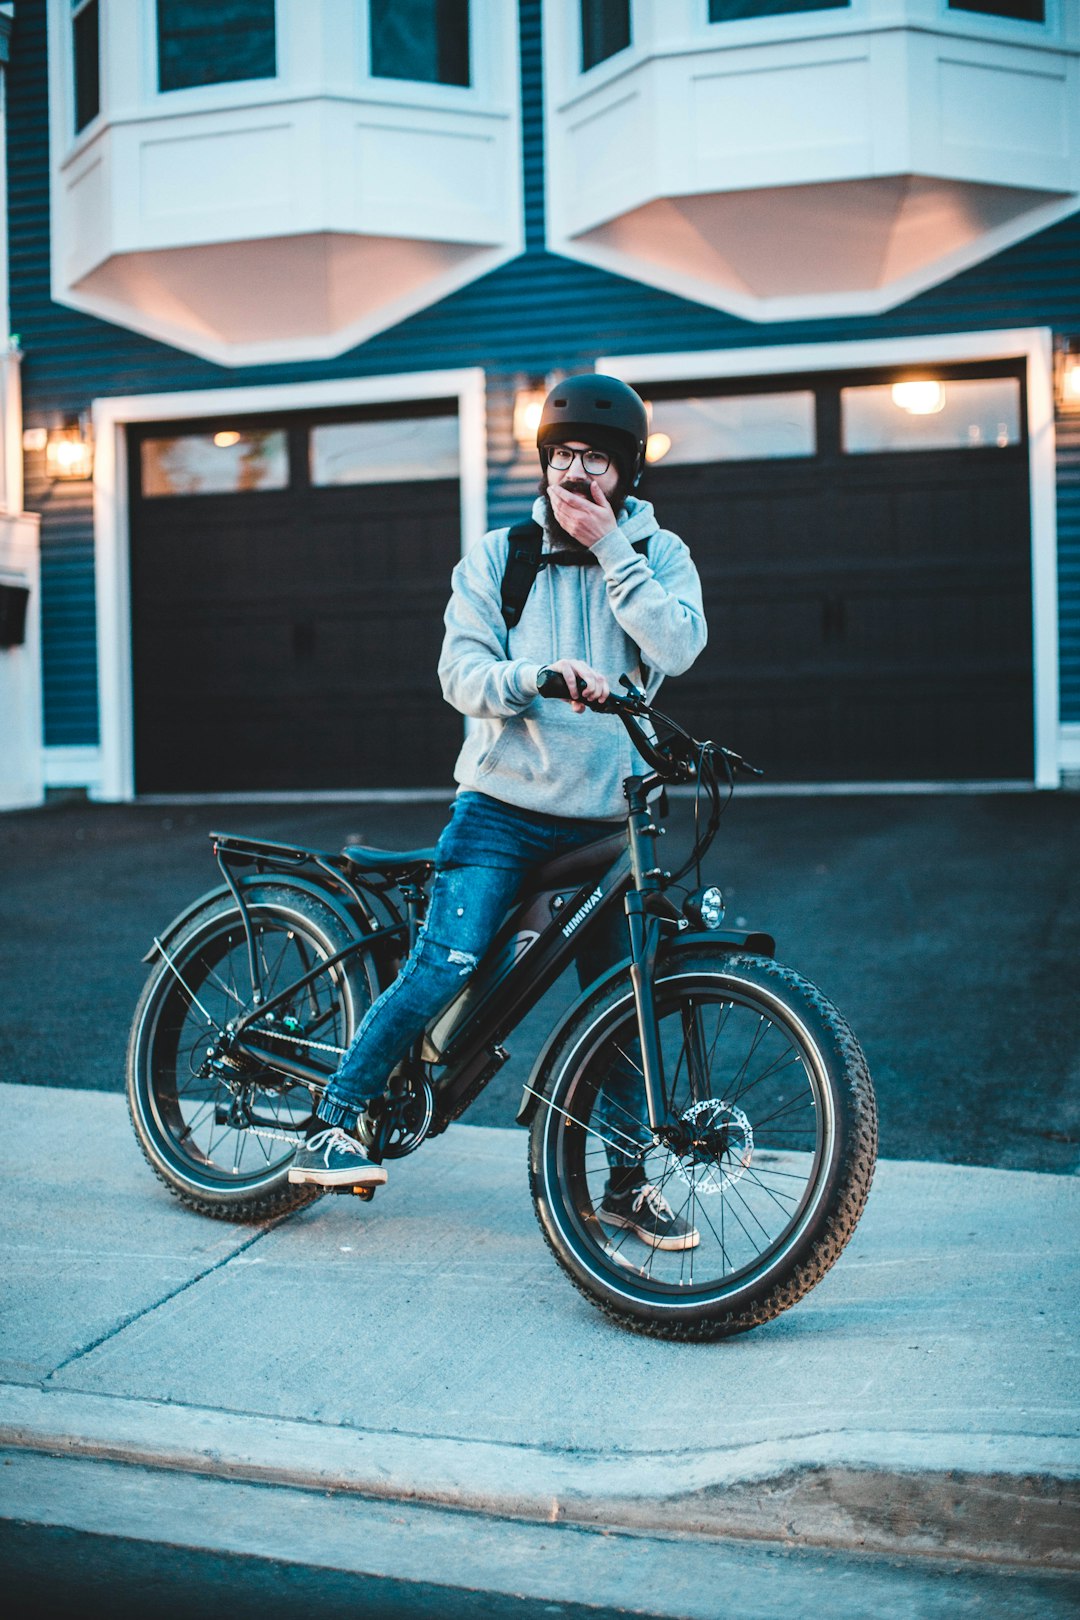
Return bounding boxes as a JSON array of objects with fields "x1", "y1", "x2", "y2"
[{"x1": 539, "y1": 473, "x2": 631, "y2": 549}]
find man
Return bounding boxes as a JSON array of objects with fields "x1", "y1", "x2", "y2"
[{"x1": 288, "y1": 375, "x2": 707, "y2": 1248}]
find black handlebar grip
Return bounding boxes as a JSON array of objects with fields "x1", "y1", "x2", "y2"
[{"x1": 538, "y1": 668, "x2": 572, "y2": 700}]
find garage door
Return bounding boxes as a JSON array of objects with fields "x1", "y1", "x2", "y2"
[
  {"x1": 640, "y1": 363, "x2": 1033, "y2": 781},
  {"x1": 129, "y1": 404, "x2": 463, "y2": 793}
]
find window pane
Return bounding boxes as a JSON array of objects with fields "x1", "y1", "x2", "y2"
[
  {"x1": 157, "y1": 0, "x2": 277, "y2": 94},
  {"x1": 709, "y1": 1, "x2": 850, "y2": 20},
  {"x1": 310, "y1": 417, "x2": 459, "y2": 486},
  {"x1": 73, "y1": 0, "x2": 100, "y2": 133},
  {"x1": 141, "y1": 431, "x2": 288, "y2": 496},
  {"x1": 646, "y1": 393, "x2": 816, "y2": 465},
  {"x1": 841, "y1": 379, "x2": 1021, "y2": 454},
  {"x1": 948, "y1": 1, "x2": 1044, "y2": 19},
  {"x1": 370, "y1": 0, "x2": 470, "y2": 88},
  {"x1": 581, "y1": 0, "x2": 631, "y2": 72}
]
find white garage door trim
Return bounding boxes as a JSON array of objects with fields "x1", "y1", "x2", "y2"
[
  {"x1": 600, "y1": 329, "x2": 1059, "y2": 789},
  {"x1": 89, "y1": 368, "x2": 487, "y2": 802}
]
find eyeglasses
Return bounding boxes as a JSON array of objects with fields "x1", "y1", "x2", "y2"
[{"x1": 545, "y1": 445, "x2": 611, "y2": 476}]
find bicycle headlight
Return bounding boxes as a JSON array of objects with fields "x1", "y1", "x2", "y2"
[{"x1": 684, "y1": 885, "x2": 725, "y2": 930}]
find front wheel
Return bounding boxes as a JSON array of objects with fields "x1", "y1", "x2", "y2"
[{"x1": 529, "y1": 950, "x2": 877, "y2": 1339}]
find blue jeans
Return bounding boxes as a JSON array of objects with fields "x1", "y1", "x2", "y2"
[{"x1": 317, "y1": 792, "x2": 652, "y2": 1181}]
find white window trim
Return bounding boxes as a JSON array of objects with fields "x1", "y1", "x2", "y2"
[
  {"x1": 600, "y1": 327, "x2": 1061, "y2": 788},
  {"x1": 86, "y1": 368, "x2": 487, "y2": 801}
]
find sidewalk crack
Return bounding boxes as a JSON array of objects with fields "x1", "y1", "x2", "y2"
[{"x1": 41, "y1": 1216, "x2": 290, "y2": 1385}]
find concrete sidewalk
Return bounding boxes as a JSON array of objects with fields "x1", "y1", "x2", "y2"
[{"x1": 2, "y1": 1085, "x2": 1077, "y2": 1590}]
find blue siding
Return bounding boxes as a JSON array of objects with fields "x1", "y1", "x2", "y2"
[
  {"x1": 29, "y1": 477, "x2": 99, "y2": 745},
  {"x1": 7, "y1": 0, "x2": 1080, "y2": 744}
]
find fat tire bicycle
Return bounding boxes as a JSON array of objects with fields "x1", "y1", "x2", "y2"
[{"x1": 127, "y1": 677, "x2": 877, "y2": 1339}]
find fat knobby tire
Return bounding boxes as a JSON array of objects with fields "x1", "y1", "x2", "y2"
[{"x1": 528, "y1": 948, "x2": 878, "y2": 1340}]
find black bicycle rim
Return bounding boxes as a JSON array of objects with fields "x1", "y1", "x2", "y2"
[{"x1": 545, "y1": 974, "x2": 834, "y2": 1308}]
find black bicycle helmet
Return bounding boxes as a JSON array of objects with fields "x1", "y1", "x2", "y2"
[{"x1": 536, "y1": 373, "x2": 649, "y2": 485}]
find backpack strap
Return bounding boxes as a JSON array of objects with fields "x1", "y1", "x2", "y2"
[{"x1": 500, "y1": 519, "x2": 544, "y2": 629}]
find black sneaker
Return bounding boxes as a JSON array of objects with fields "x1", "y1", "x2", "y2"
[
  {"x1": 600, "y1": 1182, "x2": 700, "y2": 1251},
  {"x1": 288, "y1": 1126, "x2": 388, "y2": 1189}
]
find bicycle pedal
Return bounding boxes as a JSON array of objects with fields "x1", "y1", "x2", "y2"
[{"x1": 350, "y1": 1184, "x2": 376, "y2": 1202}]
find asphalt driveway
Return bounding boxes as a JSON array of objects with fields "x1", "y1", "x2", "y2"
[{"x1": 1, "y1": 789, "x2": 1077, "y2": 1172}]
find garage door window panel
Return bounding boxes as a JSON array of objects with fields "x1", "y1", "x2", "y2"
[
  {"x1": 841, "y1": 378, "x2": 1022, "y2": 454},
  {"x1": 647, "y1": 392, "x2": 816, "y2": 466},
  {"x1": 141, "y1": 431, "x2": 289, "y2": 497},
  {"x1": 310, "y1": 416, "x2": 459, "y2": 486}
]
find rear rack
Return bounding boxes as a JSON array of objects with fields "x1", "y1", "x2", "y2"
[{"x1": 210, "y1": 831, "x2": 341, "y2": 868}]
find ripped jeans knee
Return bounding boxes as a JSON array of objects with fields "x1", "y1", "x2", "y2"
[{"x1": 317, "y1": 859, "x2": 521, "y2": 1128}]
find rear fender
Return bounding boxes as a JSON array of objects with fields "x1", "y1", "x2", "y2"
[
  {"x1": 142, "y1": 875, "x2": 378, "y2": 967},
  {"x1": 514, "y1": 927, "x2": 776, "y2": 1128}
]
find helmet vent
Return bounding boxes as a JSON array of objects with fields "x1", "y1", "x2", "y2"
[
  {"x1": 553, "y1": 397, "x2": 567, "y2": 407},
  {"x1": 596, "y1": 399, "x2": 611, "y2": 408}
]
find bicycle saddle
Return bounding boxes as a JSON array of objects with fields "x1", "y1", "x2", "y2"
[
  {"x1": 341, "y1": 843, "x2": 437, "y2": 874},
  {"x1": 529, "y1": 830, "x2": 625, "y2": 890}
]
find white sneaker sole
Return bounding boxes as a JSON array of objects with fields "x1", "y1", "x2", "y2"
[
  {"x1": 288, "y1": 1164, "x2": 387, "y2": 1187},
  {"x1": 601, "y1": 1209, "x2": 700, "y2": 1251}
]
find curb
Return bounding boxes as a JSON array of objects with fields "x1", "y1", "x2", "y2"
[{"x1": 3, "y1": 1385, "x2": 1076, "y2": 1568}]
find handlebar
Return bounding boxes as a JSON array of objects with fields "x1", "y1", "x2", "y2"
[{"x1": 537, "y1": 668, "x2": 762, "y2": 782}]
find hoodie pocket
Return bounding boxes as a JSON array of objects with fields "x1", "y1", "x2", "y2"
[{"x1": 475, "y1": 721, "x2": 514, "y2": 778}]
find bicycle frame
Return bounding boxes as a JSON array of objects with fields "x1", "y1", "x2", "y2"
[{"x1": 219, "y1": 769, "x2": 686, "y2": 1139}]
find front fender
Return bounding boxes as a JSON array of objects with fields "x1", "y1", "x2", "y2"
[
  {"x1": 677, "y1": 926, "x2": 775, "y2": 957},
  {"x1": 514, "y1": 927, "x2": 776, "y2": 1128}
]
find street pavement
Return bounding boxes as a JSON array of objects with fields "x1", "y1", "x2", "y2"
[{"x1": 1, "y1": 1083, "x2": 1077, "y2": 1614}]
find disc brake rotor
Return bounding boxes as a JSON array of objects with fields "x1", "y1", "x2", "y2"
[{"x1": 672, "y1": 1097, "x2": 754, "y2": 1194}]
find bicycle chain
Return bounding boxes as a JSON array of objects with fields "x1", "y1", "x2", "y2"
[
  {"x1": 245, "y1": 1125, "x2": 306, "y2": 1145},
  {"x1": 248, "y1": 1024, "x2": 346, "y2": 1057}
]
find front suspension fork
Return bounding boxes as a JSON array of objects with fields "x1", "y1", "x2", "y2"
[{"x1": 625, "y1": 892, "x2": 668, "y2": 1134}]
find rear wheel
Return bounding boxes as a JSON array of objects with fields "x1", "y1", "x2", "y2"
[
  {"x1": 127, "y1": 885, "x2": 375, "y2": 1221},
  {"x1": 529, "y1": 950, "x2": 876, "y2": 1339}
]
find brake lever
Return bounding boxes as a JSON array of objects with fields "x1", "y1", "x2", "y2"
[{"x1": 714, "y1": 744, "x2": 764, "y2": 778}]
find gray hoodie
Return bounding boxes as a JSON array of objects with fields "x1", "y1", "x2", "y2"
[{"x1": 438, "y1": 494, "x2": 707, "y2": 821}]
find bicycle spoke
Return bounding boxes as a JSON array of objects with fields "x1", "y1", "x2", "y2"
[
  {"x1": 753, "y1": 1093, "x2": 816, "y2": 1131},
  {"x1": 728, "y1": 1049, "x2": 804, "y2": 1108},
  {"x1": 738, "y1": 1165, "x2": 801, "y2": 1216}
]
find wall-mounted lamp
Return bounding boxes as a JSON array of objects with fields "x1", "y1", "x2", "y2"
[
  {"x1": 45, "y1": 420, "x2": 94, "y2": 480},
  {"x1": 513, "y1": 386, "x2": 547, "y2": 447},
  {"x1": 891, "y1": 380, "x2": 946, "y2": 416},
  {"x1": 1054, "y1": 337, "x2": 1080, "y2": 412}
]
